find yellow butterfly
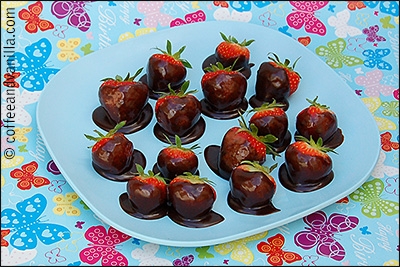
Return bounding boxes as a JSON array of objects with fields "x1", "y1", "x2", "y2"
[
  {"x1": 57, "y1": 38, "x2": 81, "y2": 62},
  {"x1": 191, "y1": 1, "x2": 200, "y2": 9},
  {"x1": 118, "y1": 28, "x2": 157, "y2": 42},
  {"x1": 12, "y1": 127, "x2": 32, "y2": 143},
  {"x1": 53, "y1": 193, "x2": 81, "y2": 216},
  {"x1": 1, "y1": 155, "x2": 24, "y2": 169},
  {"x1": 361, "y1": 97, "x2": 397, "y2": 131},
  {"x1": 214, "y1": 231, "x2": 268, "y2": 265},
  {"x1": 1, "y1": 1, "x2": 28, "y2": 29},
  {"x1": 1, "y1": 174, "x2": 5, "y2": 188},
  {"x1": 267, "y1": 1, "x2": 286, "y2": 17}
]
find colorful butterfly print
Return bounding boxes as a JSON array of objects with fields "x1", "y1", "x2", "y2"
[
  {"x1": 45, "y1": 248, "x2": 66, "y2": 264},
  {"x1": 363, "y1": 48, "x2": 392, "y2": 70},
  {"x1": 18, "y1": 1, "x2": 54, "y2": 33},
  {"x1": 214, "y1": 1, "x2": 229, "y2": 8},
  {"x1": 371, "y1": 150, "x2": 399, "y2": 179},
  {"x1": 336, "y1": 196, "x2": 349, "y2": 203},
  {"x1": 79, "y1": 226, "x2": 131, "y2": 266},
  {"x1": 1, "y1": 229, "x2": 11, "y2": 247},
  {"x1": 53, "y1": 193, "x2": 81, "y2": 216},
  {"x1": 385, "y1": 177, "x2": 398, "y2": 196},
  {"x1": 381, "y1": 132, "x2": 400, "y2": 152},
  {"x1": 79, "y1": 200, "x2": 90, "y2": 210},
  {"x1": 301, "y1": 255, "x2": 319, "y2": 265},
  {"x1": 259, "y1": 11, "x2": 277, "y2": 27},
  {"x1": 11, "y1": 127, "x2": 32, "y2": 143},
  {"x1": 195, "y1": 246, "x2": 214, "y2": 259},
  {"x1": 294, "y1": 211, "x2": 359, "y2": 261},
  {"x1": 286, "y1": 1, "x2": 329, "y2": 36},
  {"x1": 133, "y1": 18, "x2": 142, "y2": 26},
  {"x1": 1, "y1": 89, "x2": 41, "y2": 126},
  {"x1": 347, "y1": 37, "x2": 366, "y2": 53},
  {"x1": 80, "y1": 43, "x2": 94, "y2": 55},
  {"x1": 349, "y1": 178, "x2": 399, "y2": 218},
  {"x1": 257, "y1": 233, "x2": 302, "y2": 266},
  {"x1": 51, "y1": 1, "x2": 92, "y2": 32},
  {"x1": 355, "y1": 69, "x2": 396, "y2": 97},
  {"x1": 328, "y1": 4, "x2": 335, "y2": 12},
  {"x1": 382, "y1": 101, "x2": 399, "y2": 117},
  {"x1": 1, "y1": 1, "x2": 28, "y2": 29},
  {"x1": 347, "y1": 1, "x2": 366, "y2": 11},
  {"x1": 57, "y1": 38, "x2": 81, "y2": 62},
  {"x1": 131, "y1": 243, "x2": 173, "y2": 265},
  {"x1": 1, "y1": 247, "x2": 38, "y2": 265},
  {"x1": 1, "y1": 136, "x2": 16, "y2": 153},
  {"x1": 327, "y1": 9, "x2": 362, "y2": 38},
  {"x1": 315, "y1": 38, "x2": 363, "y2": 68},
  {"x1": 215, "y1": 231, "x2": 268, "y2": 265},
  {"x1": 394, "y1": 89, "x2": 399, "y2": 100},
  {"x1": 380, "y1": 16, "x2": 395, "y2": 29},
  {"x1": 170, "y1": 10, "x2": 206, "y2": 27},
  {"x1": 1, "y1": 181, "x2": 25, "y2": 208},
  {"x1": 362, "y1": 25, "x2": 386, "y2": 42},
  {"x1": 8, "y1": 38, "x2": 60, "y2": 92},
  {"x1": 191, "y1": 1, "x2": 200, "y2": 9},
  {"x1": 355, "y1": 13, "x2": 370, "y2": 27},
  {"x1": 229, "y1": 1, "x2": 276, "y2": 12},
  {"x1": 1, "y1": 155, "x2": 24, "y2": 169},
  {"x1": 278, "y1": 25, "x2": 292, "y2": 36},
  {"x1": 3, "y1": 72, "x2": 21, "y2": 88},
  {"x1": 108, "y1": 1, "x2": 116, "y2": 6},
  {"x1": 1, "y1": 174, "x2": 4, "y2": 187},
  {"x1": 75, "y1": 221, "x2": 85, "y2": 229},
  {"x1": 48, "y1": 180, "x2": 66, "y2": 194},
  {"x1": 363, "y1": 97, "x2": 397, "y2": 131},
  {"x1": 298, "y1": 36, "x2": 311, "y2": 46},
  {"x1": 213, "y1": 8, "x2": 252, "y2": 22},
  {"x1": 364, "y1": 1, "x2": 399, "y2": 16},
  {"x1": 18, "y1": 145, "x2": 28, "y2": 152},
  {"x1": 359, "y1": 226, "x2": 372, "y2": 235},
  {"x1": 137, "y1": 1, "x2": 174, "y2": 28},
  {"x1": 10, "y1": 161, "x2": 50, "y2": 190},
  {"x1": 1, "y1": 193, "x2": 72, "y2": 250},
  {"x1": 47, "y1": 160, "x2": 61, "y2": 175},
  {"x1": 53, "y1": 24, "x2": 69, "y2": 39},
  {"x1": 173, "y1": 254, "x2": 194, "y2": 266}
]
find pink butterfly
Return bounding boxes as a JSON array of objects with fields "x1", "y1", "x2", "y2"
[
  {"x1": 51, "y1": 1, "x2": 92, "y2": 32},
  {"x1": 53, "y1": 24, "x2": 68, "y2": 39},
  {"x1": 286, "y1": 1, "x2": 329, "y2": 36},
  {"x1": 362, "y1": 25, "x2": 386, "y2": 42},
  {"x1": 173, "y1": 254, "x2": 194, "y2": 266},
  {"x1": 79, "y1": 226, "x2": 131, "y2": 266},
  {"x1": 347, "y1": 37, "x2": 366, "y2": 53},
  {"x1": 294, "y1": 211, "x2": 359, "y2": 261},
  {"x1": 259, "y1": 11, "x2": 277, "y2": 27},
  {"x1": 137, "y1": 1, "x2": 174, "y2": 28},
  {"x1": 354, "y1": 69, "x2": 396, "y2": 97},
  {"x1": 1, "y1": 136, "x2": 15, "y2": 153},
  {"x1": 48, "y1": 180, "x2": 66, "y2": 193},
  {"x1": 170, "y1": 10, "x2": 206, "y2": 27},
  {"x1": 45, "y1": 248, "x2": 66, "y2": 264}
]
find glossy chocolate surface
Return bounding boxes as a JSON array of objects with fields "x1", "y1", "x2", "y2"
[
  {"x1": 250, "y1": 112, "x2": 289, "y2": 147},
  {"x1": 296, "y1": 109, "x2": 339, "y2": 142},
  {"x1": 200, "y1": 98, "x2": 248, "y2": 120},
  {"x1": 156, "y1": 150, "x2": 198, "y2": 180},
  {"x1": 92, "y1": 104, "x2": 153, "y2": 134},
  {"x1": 202, "y1": 54, "x2": 253, "y2": 79},
  {"x1": 294, "y1": 128, "x2": 344, "y2": 149},
  {"x1": 139, "y1": 74, "x2": 183, "y2": 100},
  {"x1": 152, "y1": 164, "x2": 199, "y2": 181},
  {"x1": 119, "y1": 193, "x2": 167, "y2": 219}
]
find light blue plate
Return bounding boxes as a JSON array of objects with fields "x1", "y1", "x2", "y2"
[{"x1": 37, "y1": 21, "x2": 380, "y2": 247}]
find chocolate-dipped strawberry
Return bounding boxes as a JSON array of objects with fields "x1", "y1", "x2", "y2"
[
  {"x1": 155, "y1": 135, "x2": 199, "y2": 180},
  {"x1": 248, "y1": 99, "x2": 291, "y2": 153},
  {"x1": 85, "y1": 121, "x2": 133, "y2": 175},
  {"x1": 154, "y1": 81, "x2": 204, "y2": 144},
  {"x1": 168, "y1": 173, "x2": 224, "y2": 228},
  {"x1": 228, "y1": 161, "x2": 280, "y2": 215},
  {"x1": 120, "y1": 164, "x2": 168, "y2": 219},
  {"x1": 250, "y1": 53, "x2": 301, "y2": 110},
  {"x1": 217, "y1": 114, "x2": 279, "y2": 180},
  {"x1": 279, "y1": 136, "x2": 336, "y2": 192},
  {"x1": 146, "y1": 40, "x2": 192, "y2": 99},
  {"x1": 200, "y1": 61, "x2": 248, "y2": 119},
  {"x1": 295, "y1": 96, "x2": 344, "y2": 149}
]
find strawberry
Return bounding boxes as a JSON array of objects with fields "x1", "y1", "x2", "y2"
[
  {"x1": 126, "y1": 164, "x2": 168, "y2": 218},
  {"x1": 217, "y1": 114, "x2": 279, "y2": 180},
  {"x1": 268, "y1": 53, "x2": 301, "y2": 96},
  {"x1": 156, "y1": 135, "x2": 200, "y2": 180},
  {"x1": 279, "y1": 136, "x2": 336, "y2": 192},
  {"x1": 296, "y1": 96, "x2": 342, "y2": 147},
  {"x1": 215, "y1": 32, "x2": 254, "y2": 70},
  {"x1": 168, "y1": 172, "x2": 218, "y2": 221},
  {"x1": 155, "y1": 81, "x2": 201, "y2": 137},
  {"x1": 228, "y1": 161, "x2": 279, "y2": 215},
  {"x1": 99, "y1": 68, "x2": 149, "y2": 125},
  {"x1": 147, "y1": 40, "x2": 192, "y2": 98},
  {"x1": 248, "y1": 99, "x2": 291, "y2": 152},
  {"x1": 201, "y1": 61, "x2": 247, "y2": 117},
  {"x1": 84, "y1": 121, "x2": 133, "y2": 174}
]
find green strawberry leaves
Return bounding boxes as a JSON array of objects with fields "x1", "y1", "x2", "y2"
[{"x1": 154, "y1": 40, "x2": 192, "y2": 69}]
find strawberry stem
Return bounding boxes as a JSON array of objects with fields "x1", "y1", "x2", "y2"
[
  {"x1": 240, "y1": 160, "x2": 278, "y2": 176},
  {"x1": 153, "y1": 40, "x2": 192, "y2": 69},
  {"x1": 247, "y1": 99, "x2": 286, "y2": 114},
  {"x1": 306, "y1": 96, "x2": 330, "y2": 110},
  {"x1": 295, "y1": 135, "x2": 338, "y2": 154},
  {"x1": 220, "y1": 32, "x2": 254, "y2": 47},
  {"x1": 84, "y1": 121, "x2": 126, "y2": 148},
  {"x1": 100, "y1": 68, "x2": 143, "y2": 83},
  {"x1": 135, "y1": 163, "x2": 167, "y2": 184},
  {"x1": 180, "y1": 172, "x2": 216, "y2": 187}
]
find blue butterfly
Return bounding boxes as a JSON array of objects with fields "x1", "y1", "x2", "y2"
[
  {"x1": 328, "y1": 4, "x2": 336, "y2": 12},
  {"x1": 1, "y1": 193, "x2": 71, "y2": 250},
  {"x1": 363, "y1": 49, "x2": 392, "y2": 70},
  {"x1": 8, "y1": 38, "x2": 59, "y2": 92},
  {"x1": 364, "y1": 1, "x2": 399, "y2": 16},
  {"x1": 108, "y1": 1, "x2": 116, "y2": 6},
  {"x1": 278, "y1": 25, "x2": 292, "y2": 37},
  {"x1": 229, "y1": 1, "x2": 277, "y2": 12},
  {"x1": 359, "y1": 226, "x2": 372, "y2": 235}
]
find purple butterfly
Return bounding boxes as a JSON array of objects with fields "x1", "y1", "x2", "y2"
[
  {"x1": 294, "y1": 211, "x2": 359, "y2": 261},
  {"x1": 362, "y1": 25, "x2": 386, "y2": 42},
  {"x1": 173, "y1": 255, "x2": 194, "y2": 266},
  {"x1": 51, "y1": 1, "x2": 92, "y2": 32}
]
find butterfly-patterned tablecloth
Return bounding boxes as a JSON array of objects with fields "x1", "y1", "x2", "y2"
[{"x1": 1, "y1": 1, "x2": 399, "y2": 266}]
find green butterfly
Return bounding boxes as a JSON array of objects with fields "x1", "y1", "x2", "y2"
[
  {"x1": 195, "y1": 246, "x2": 214, "y2": 259},
  {"x1": 380, "y1": 16, "x2": 395, "y2": 29},
  {"x1": 18, "y1": 145, "x2": 28, "y2": 152},
  {"x1": 81, "y1": 43, "x2": 94, "y2": 56},
  {"x1": 382, "y1": 101, "x2": 399, "y2": 117},
  {"x1": 315, "y1": 38, "x2": 363, "y2": 69},
  {"x1": 80, "y1": 200, "x2": 90, "y2": 210},
  {"x1": 349, "y1": 179, "x2": 399, "y2": 218}
]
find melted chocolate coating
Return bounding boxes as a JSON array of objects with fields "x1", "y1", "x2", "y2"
[
  {"x1": 204, "y1": 145, "x2": 221, "y2": 178},
  {"x1": 200, "y1": 98, "x2": 248, "y2": 120},
  {"x1": 294, "y1": 128, "x2": 344, "y2": 149},
  {"x1": 296, "y1": 108, "x2": 339, "y2": 142},
  {"x1": 119, "y1": 193, "x2": 167, "y2": 220},
  {"x1": 152, "y1": 164, "x2": 199, "y2": 181},
  {"x1": 202, "y1": 54, "x2": 253, "y2": 79},
  {"x1": 139, "y1": 74, "x2": 184, "y2": 100}
]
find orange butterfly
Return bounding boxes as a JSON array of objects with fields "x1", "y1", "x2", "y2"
[
  {"x1": 3, "y1": 72, "x2": 20, "y2": 88},
  {"x1": 347, "y1": 1, "x2": 366, "y2": 11},
  {"x1": 257, "y1": 233, "x2": 302, "y2": 266},
  {"x1": 214, "y1": 1, "x2": 229, "y2": 8},
  {"x1": 381, "y1": 132, "x2": 399, "y2": 152},
  {"x1": 1, "y1": 229, "x2": 11, "y2": 247},
  {"x1": 18, "y1": 1, "x2": 54, "y2": 33},
  {"x1": 10, "y1": 161, "x2": 50, "y2": 190}
]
